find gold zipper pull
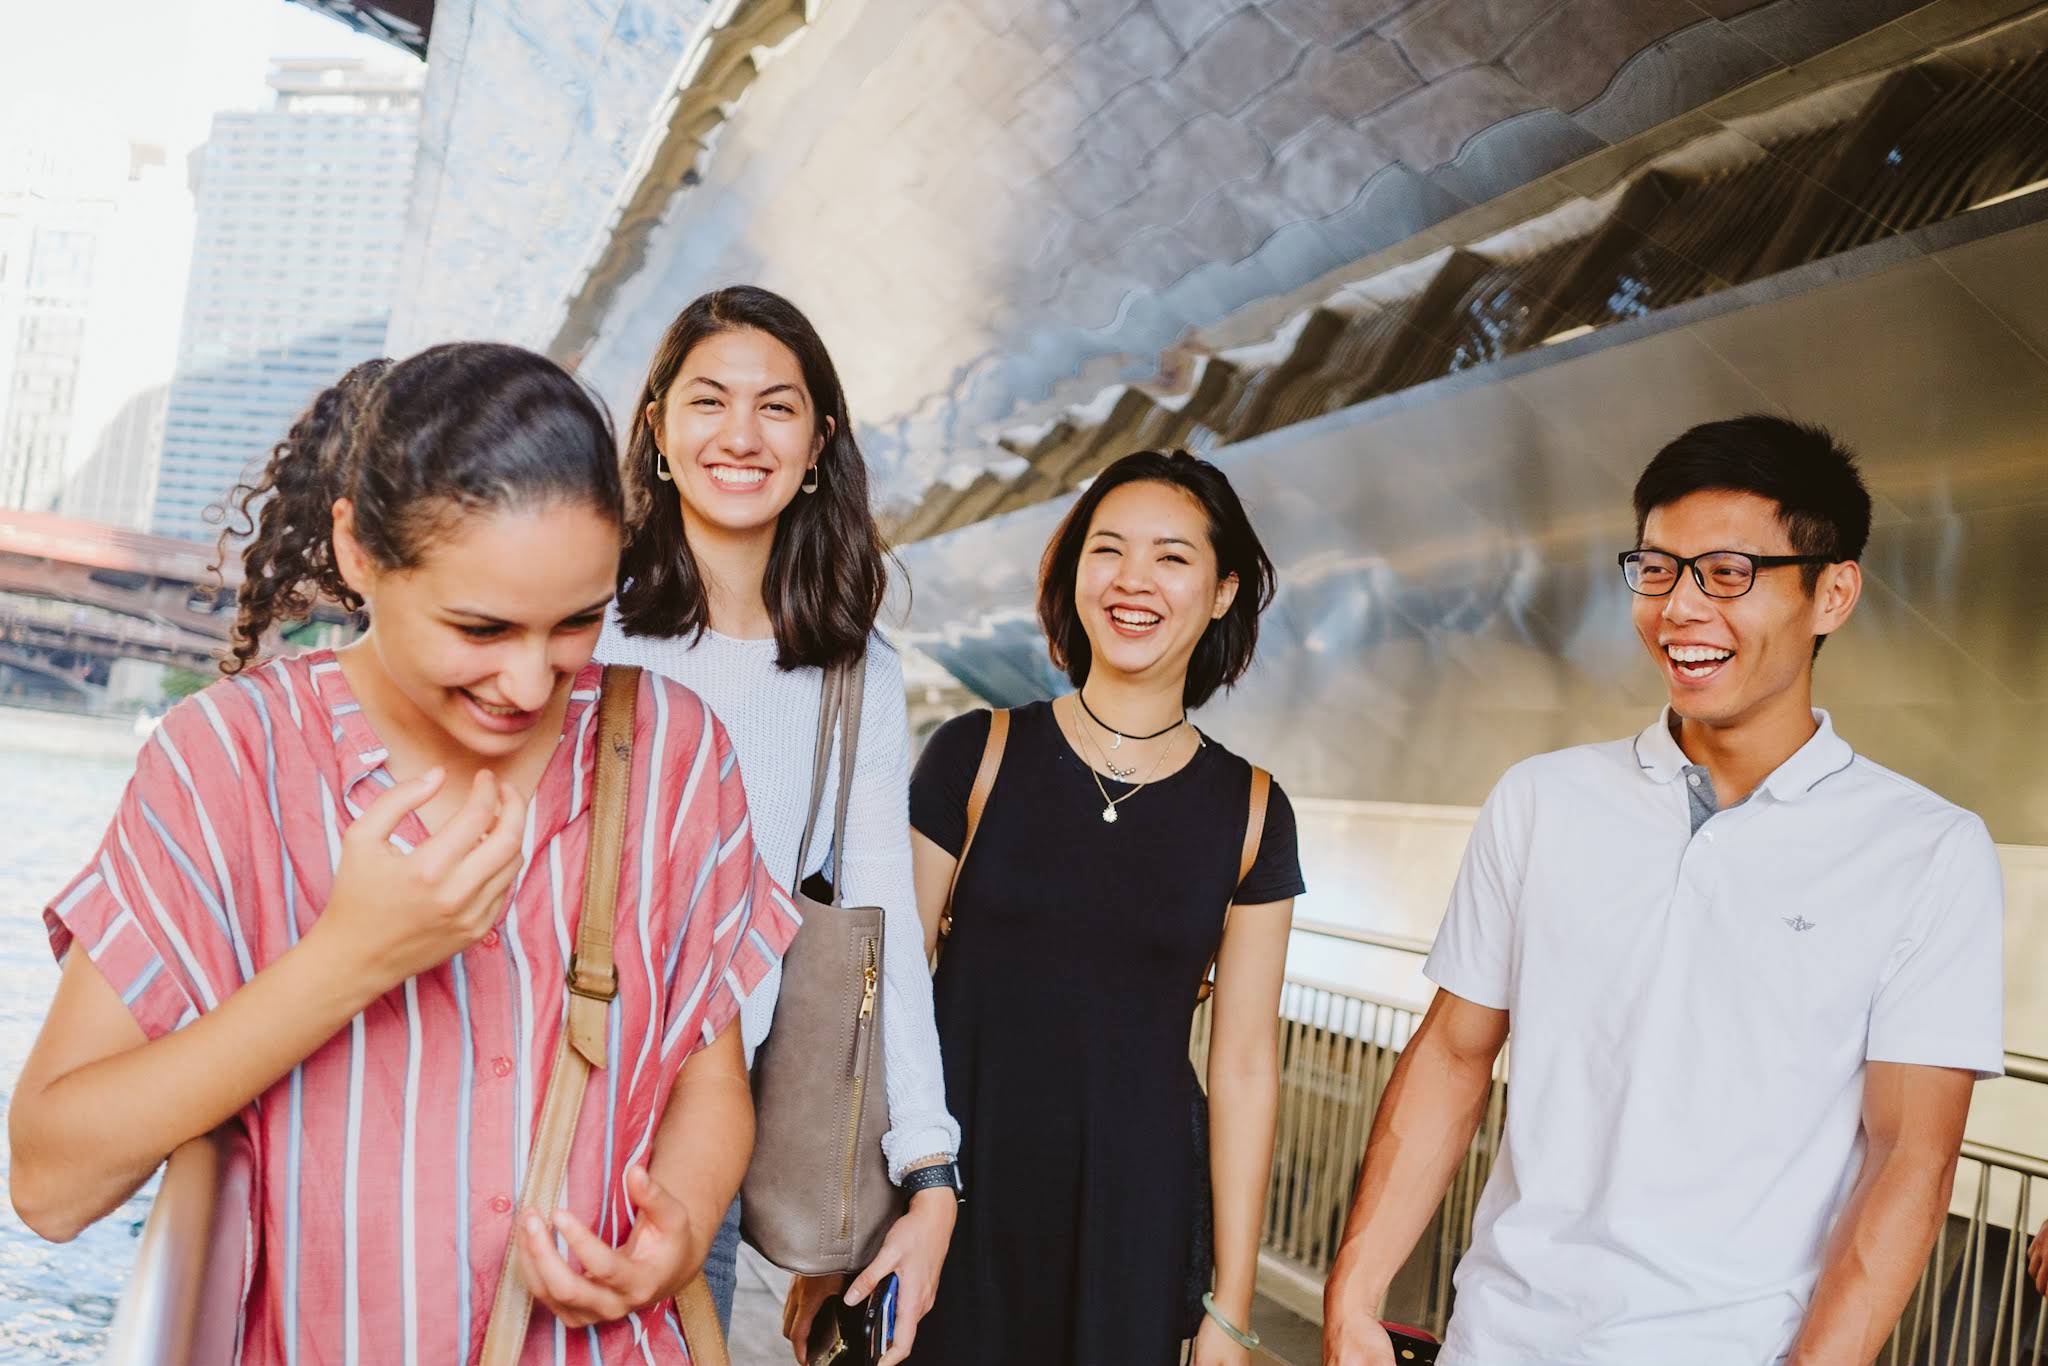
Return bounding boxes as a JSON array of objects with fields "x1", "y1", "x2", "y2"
[{"x1": 858, "y1": 942, "x2": 879, "y2": 1020}]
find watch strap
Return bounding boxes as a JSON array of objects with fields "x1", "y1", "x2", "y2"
[{"x1": 900, "y1": 1162, "x2": 962, "y2": 1199}]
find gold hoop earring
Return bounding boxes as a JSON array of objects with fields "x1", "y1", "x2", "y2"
[
  {"x1": 801, "y1": 465, "x2": 820, "y2": 494},
  {"x1": 655, "y1": 448, "x2": 673, "y2": 482}
]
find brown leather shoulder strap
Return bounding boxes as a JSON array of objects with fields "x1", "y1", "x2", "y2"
[
  {"x1": 790, "y1": 659, "x2": 845, "y2": 894},
  {"x1": 1198, "y1": 765, "x2": 1272, "y2": 1003},
  {"x1": 566, "y1": 664, "x2": 638, "y2": 1068},
  {"x1": 1238, "y1": 766, "x2": 1271, "y2": 888},
  {"x1": 480, "y1": 663, "x2": 639, "y2": 1366},
  {"x1": 937, "y1": 708, "x2": 1008, "y2": 945}
]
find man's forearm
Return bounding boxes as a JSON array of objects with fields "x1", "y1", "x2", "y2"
[
  {"x1": 1326, "y1": 1028, "x2": 1497, "y2": 1311},
  {"x1": 1788, "y1": 1142, "x2": 1958, "y2": 1365}
]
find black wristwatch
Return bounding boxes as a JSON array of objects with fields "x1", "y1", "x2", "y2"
[{"x1": 902, "y1": 1161, "x2": 964, "y2": 1205}]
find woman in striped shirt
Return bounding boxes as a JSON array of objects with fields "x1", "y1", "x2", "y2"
[{"x1": 8, "y1": 342, "x2": 799, "y2": 1364}]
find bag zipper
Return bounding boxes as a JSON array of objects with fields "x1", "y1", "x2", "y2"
[{"x1": 840, "y1": 936, "x2": 880, "y2": 1239}]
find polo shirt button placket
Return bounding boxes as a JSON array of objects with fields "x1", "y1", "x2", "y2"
[
  {"x1": 492, "y1": 1056, "x2": 513, "y2": 1078},
  {"x1": 490, "y1": 1195, "x2": 511, "y2": 1215}
]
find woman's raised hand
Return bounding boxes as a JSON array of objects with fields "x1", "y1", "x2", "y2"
[{"x1": 313, "y1": 767, "x2": 528, "y2": 991}]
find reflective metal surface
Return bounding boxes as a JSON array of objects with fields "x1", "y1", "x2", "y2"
[
  {"x1": 388, "y1": 0, "x2": 1961, "y2": 510},
  {"x1": 892, "y1": 7, "x2": 2048, "y2": 538},
  {"x1": 285, "y1": 2, "x2": 434, "y2": 58},
  {"x1": 387, "y1": 0, "x2": 730, "y2": 356},
  {"x1": 895, "y1": 205, "x2": 2048, "y2": 846},
  {"x1": 97, "y1": 1127, "x2": 252, "y2": 1366}
]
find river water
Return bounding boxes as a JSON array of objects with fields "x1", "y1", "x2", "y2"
[{"x1": 0, "y1": 722, "x2": 151, "y2": 1365}]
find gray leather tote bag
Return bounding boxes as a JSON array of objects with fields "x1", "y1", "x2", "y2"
[{"x1": 740, "y1": 656, "x2": 902, "y2": 1274}]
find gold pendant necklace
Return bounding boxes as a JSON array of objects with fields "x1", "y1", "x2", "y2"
[{"x1": 1071, "y1": 699, "x2": 1181, "y2": 823}]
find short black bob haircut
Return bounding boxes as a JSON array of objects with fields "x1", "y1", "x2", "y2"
[
  {"x1": 1036, "y1": 449, "x2": 1277, "y2": 710},
  {"x1": 1633, "y1": 414, "x2": 1872, "y2": 584}
]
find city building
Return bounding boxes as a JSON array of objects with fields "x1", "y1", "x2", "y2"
[
  {"x1": 0, "y1": 129, "x2": 128, "y2": 514},
  {"x1": 150, "y1": 57, "x2": 420, "y2": 544},
  {"x1": 58, "y1": 382, "x2": 168, "y2": 531}
]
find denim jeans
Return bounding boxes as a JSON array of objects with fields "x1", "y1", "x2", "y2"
[{"x1": 701, "y1": 1196, "x2": 743, "y2": 1331}]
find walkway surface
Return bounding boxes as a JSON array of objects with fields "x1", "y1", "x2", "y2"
[{"x1": 728, "y1": 1245, "x2": 1324, "y2": 1365}]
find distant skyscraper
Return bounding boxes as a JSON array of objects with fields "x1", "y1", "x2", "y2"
[
  {"x1": 59, "y1": 383, "x2": 168, "y2": 531},
  {"x1": 151, "y1": 59, "x2": 421, "y2": 544},
  {"x1": 0, "y1": 131, "x2": 127, "y2": 513}
]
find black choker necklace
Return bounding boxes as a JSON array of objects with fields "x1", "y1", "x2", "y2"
[{"x1": 1078, "y1": 691, "x2": 1185, "y2": 749}]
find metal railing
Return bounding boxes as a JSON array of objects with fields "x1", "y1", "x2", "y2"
[
  {"x1": 1195, "y1": 975, "x2": 2047, "y2": 1360},
  {"x1": 1887, "y1": 1136, "x2": 2048, "y2": 1366},
  {"x1": 98, "y1": 1125, "x2": 252, "y2": 1366}
]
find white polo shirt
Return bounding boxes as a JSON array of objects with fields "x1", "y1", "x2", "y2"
[{"x1": 1426, "y1": 709, "x2": 2005, "y2": 1366}]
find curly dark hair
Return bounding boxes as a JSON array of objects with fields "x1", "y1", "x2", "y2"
[
  {"x1": 613, "y1": 285, "x2": 889, "y2": 672},
  {"x1": 214, "y1": 343, "x2": 621, "y2": 674}
]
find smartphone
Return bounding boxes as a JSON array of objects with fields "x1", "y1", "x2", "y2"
[
  {"x1": 1382, "y1": 1321, "x2": 1441, "y2": 1364},
  {"x1": 805, "y1": 1275, "x2": 901, "y2": 1366},
  {"x1": 865, "y1": 1272, "x2": 900, "y2": 1361}
]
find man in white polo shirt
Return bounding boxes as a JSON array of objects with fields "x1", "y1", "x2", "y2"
[{"x1": 1323, "y1": 416, "x2": 2005, "y2": 1366}]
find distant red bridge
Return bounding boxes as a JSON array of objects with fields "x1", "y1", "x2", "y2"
[{"x1": 0, "y1": 510, "x2": 350, "y2": 685}]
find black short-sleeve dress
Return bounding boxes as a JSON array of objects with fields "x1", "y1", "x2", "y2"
[{"x1": 907, "y1": 701, "x2": 1305, "y2": 1366}]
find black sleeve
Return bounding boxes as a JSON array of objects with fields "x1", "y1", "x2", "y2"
[
  {"x1": 1235, "y1": 778, "x2": 1306, "y2": 905},
  {"x1": 909, "y1": 708, "x2": 996, "y2": 857}
]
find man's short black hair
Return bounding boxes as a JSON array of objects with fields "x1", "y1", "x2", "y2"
[{"x1": 1633, "y1": 415, "x2": 1873, "y2": 589}]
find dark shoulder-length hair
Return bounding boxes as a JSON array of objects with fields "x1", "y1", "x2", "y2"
[
  {"x1": 1037, "y1": 449, "x2": 1277, "y2": 709},
  {"x1": 613, "y1": 285, "x2": 887, "y2": 671}
]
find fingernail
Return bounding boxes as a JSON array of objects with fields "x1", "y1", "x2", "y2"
[{"x1": 524, "y1": 1212, "x2": 544, "y2": 1234}]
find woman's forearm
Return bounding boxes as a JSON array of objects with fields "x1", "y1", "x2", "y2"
[
  {"x1": 1206, "y1": 1061, "x2": 1281, "y2": 1323},
  {"x1": 646, "y1": 1026, "x2": 754, "y2": 1278},
  {"x1": 11, "y1": 923, "x2": 385, "y2": 1241}
]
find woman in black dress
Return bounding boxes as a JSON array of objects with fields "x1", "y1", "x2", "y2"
[{"x1": 901, "y1": 450, "x2": 1303, "y2": 1366}]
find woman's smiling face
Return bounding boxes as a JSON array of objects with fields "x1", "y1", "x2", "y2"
[
  {"x1": 334, "y1": 498, "x2": 620, "y2": 759},
  {"x1": 647, "y1": 327, "x2": 827, "y2": 541},
  {"x1": 1073, "y1": 479, "x2": 1238, "y2": 690}
]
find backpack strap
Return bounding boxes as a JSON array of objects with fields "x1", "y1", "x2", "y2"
[
  {"x1": 933, "y1": 709, "x2": 1009, "y2": 957},
  {"x1": 1197, "y1": 766, "x2": 1271, "y2": 1003}
]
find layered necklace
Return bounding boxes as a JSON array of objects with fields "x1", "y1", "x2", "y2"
[{"x1": 1069, "y1": 692, "x2": 1191, "y2": 823}]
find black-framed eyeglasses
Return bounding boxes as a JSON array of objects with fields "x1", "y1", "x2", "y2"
[{"x1": 1618, "y1": 549, "x2": 1833, "y2": 599}]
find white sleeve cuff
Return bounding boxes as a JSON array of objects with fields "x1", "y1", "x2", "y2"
[{"x1": 881, "y1": 1121, "x2": 962, "y2": 1185}]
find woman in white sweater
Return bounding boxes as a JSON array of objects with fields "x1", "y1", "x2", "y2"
[{"x1": 599, "y1": 286, "x2": 959, "y2": 1362}]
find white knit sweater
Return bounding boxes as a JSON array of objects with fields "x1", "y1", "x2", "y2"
[{"x1": 597, "y1": 613, "x2": 960, "y2": 1178}]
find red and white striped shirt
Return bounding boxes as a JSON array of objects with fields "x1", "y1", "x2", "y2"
[{"x1": 44, "y1": 650, "x2": 800, "y2": 1365}]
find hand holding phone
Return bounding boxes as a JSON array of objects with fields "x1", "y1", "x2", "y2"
[{"x1": 805, "y1": 1273, "x2": 900, "y2": 1366}]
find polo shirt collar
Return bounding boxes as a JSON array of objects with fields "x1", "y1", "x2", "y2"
[
  {"x1": 1759, "y1": 709, "x2": 1856, "y2": 802},
  {"x1": 1632, "y1": 706, "x2": 1857, "y2": 803}
]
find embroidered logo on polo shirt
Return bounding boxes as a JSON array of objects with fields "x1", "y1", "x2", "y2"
[{"x1": 1782, "y1": 915, "x2": 1817, "y2": 933}]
